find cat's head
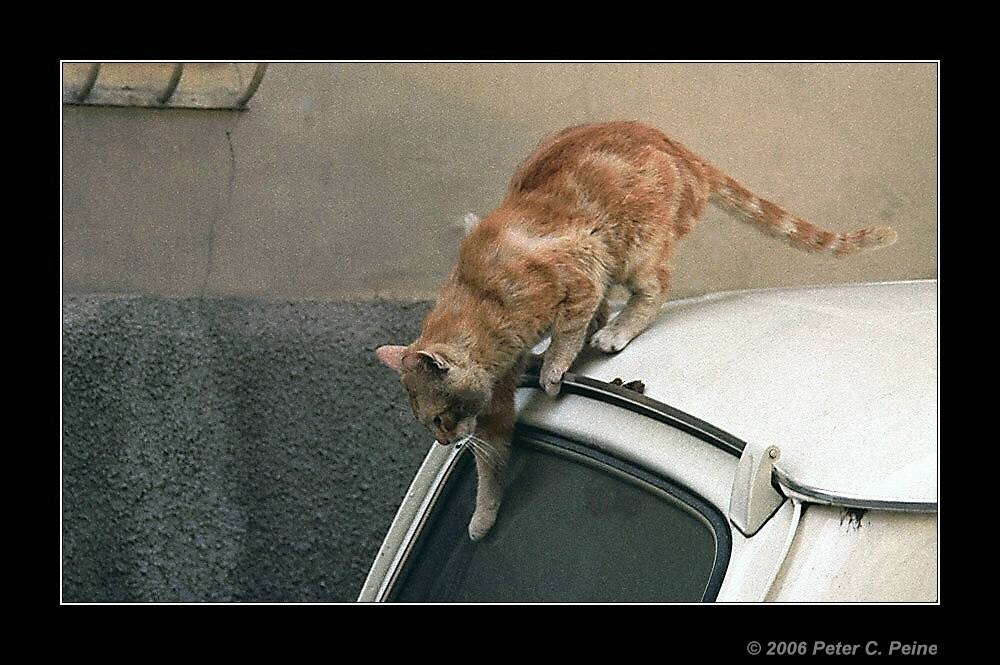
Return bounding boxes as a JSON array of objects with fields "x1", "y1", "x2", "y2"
[{"x1": 376, "y1": 343, "x2": 491, "y2": 446}]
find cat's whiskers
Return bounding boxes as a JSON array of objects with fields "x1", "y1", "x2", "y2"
[
  {"x1": 467, "y1": 434, "x2": 502, "y2": 468},
  {"x1": 465, "y1": 437, "x2": 493, "y2": 465},
  {"x1": 460, "y1": 434, "x2": 490, "y2": 464},
  {"x1": 456, "y1": 433, "x2": 475, "y2": 452}
]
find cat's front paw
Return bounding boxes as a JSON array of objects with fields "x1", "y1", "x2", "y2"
[
  {"x1": 469, "y1": 509, "x2": 498, "y2": 541},
  {"x1": 539, "y1": 363, "x2": 565, "y2": 396},
  {"x1": 590, "y1": 327, "x2": 632, "y2": 354}
]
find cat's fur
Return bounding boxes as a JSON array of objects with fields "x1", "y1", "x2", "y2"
[{"x1": 376, "y1": 120, "x2": 896, "y2": 540}]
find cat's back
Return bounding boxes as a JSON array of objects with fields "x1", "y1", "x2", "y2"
[
  {"x1": 508, "y1": 120, "x2": 684, "y2": 195},
  {"x1": 458, "y1": 207, "x2": 567, "y2": 264}
]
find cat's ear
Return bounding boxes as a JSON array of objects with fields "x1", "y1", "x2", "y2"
[
  {"x1": 375, "y1": 345, "x2": 408, "y2": 373},
  {"x1": 402, "y1": 350, "x2": 450, "y2": 373},
  {"x1": 462, "y1": 212, "x2": 481, "y2": 235}
]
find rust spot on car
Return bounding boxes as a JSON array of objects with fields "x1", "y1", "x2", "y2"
[
  {"x1": 611, "y1": 377, "x2": 646, "y2": 394},
  {"x1": 840, "y1": 507, "x2": 868, "y2": 531}
]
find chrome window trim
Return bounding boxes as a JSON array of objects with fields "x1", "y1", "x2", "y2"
[
  {"x1": 372, "y1": 444, "x2": 465, "y2": 602},
  {"x1": 775, "y1": 470, "x2": 937, "y2": 514},
  {"x1": 520, "y1": 368, "x2": 746, "y2": 458}
]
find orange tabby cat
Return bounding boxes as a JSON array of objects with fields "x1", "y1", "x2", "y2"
[{"x1": 376, "y1": 120, "x2": 896, "y2": 540}]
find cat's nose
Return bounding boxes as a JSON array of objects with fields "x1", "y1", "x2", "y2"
[{"x1": 435, "y1": 433, "x2": 452, "y2": 446}]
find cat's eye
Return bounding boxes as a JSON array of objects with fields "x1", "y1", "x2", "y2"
[{"x1": 433, "y1": 415, "x2": 443, "y2": 428}]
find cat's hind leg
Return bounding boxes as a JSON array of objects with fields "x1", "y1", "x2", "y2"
[
  {"x1": 590, "y1": 258, "x2": 672, "y2": 354},
  {"x1": 585, "y1": 297, "x2": 610, "y2": 344}
]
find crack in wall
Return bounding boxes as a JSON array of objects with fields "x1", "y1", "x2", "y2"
[{"x1": 201, "y1": 119, "x2": 240, "y2": 298}]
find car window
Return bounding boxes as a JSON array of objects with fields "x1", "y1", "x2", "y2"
[{"x1": 388, "y1": 428, "x2": 730, "y2": 602}]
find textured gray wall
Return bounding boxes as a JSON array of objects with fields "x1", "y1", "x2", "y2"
[{"x1": 63, "y1": 296, "x2": 431, "y2": 601}]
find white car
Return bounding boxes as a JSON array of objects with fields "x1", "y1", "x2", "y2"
[{"x1": 359, "y1": 280, "x2": 937, "y2": 602}]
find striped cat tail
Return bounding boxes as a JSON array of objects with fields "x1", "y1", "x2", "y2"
[{"x1": 707, "y1": 172, "x2": 897, "y2": 257}]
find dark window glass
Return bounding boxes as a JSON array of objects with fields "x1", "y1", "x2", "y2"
[{"x1": 389, "y1": 429, "x2": 730, "y2": 602}]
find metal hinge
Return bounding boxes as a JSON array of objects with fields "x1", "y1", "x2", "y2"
[{"x1": 729, "y1": 441, "x2": 786, "y2": 537}]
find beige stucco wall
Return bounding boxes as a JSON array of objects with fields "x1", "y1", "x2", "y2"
[{"x1": 62, "y1": 62, "x2": 937, "y2": 300}]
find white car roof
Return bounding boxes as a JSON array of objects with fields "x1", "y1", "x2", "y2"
[{"x1": 531, "y1": 279, "x2": 937, "y2": 509}]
